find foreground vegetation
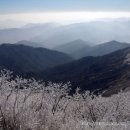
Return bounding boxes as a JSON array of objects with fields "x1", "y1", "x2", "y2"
[{"x1": 0, "y1": 70, "x2": 129, "y2": 130}]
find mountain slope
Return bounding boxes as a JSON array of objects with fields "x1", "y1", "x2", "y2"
[
  {"x1": 54, "y1": 39, "x2": 91, "y2": 56},
  {"x1": 37, "y1": 47, "x2": 130, "y2": 96},
  {"x1": 72, "y1": 40, "x2": 130, "y2": 59},
  {"x1": 0, "y1": 44, "x2": 73, "y2": 73}
]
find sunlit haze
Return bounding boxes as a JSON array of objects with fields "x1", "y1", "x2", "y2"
[
  {"x1": 1, "y1": 12, "x2": 130, "y2": 24},
  {"x1": 1, "y1": 0, "x2": 130, "y2": 28},
  {"x1": 0, "y1": 11, "x2": 130, "y2": 28}
]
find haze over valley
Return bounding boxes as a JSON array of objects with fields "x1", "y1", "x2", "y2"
[{"x1": 1, "y1": 19, "x2": 130, "y2": 48}]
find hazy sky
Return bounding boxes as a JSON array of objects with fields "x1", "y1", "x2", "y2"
[{"x1": 0, "y1": 0, "x2": 130, "y2": 27}]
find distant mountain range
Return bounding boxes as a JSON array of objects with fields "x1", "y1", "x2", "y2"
[
  {"x1": 1, "y1": 20, "x2": 130, "y2": 48},
  {"x1": 0, "y1": 44, "x2": 73, "y2": 73},
  {"x1": 32, "y1": 21, "x2": 130, "y2": 48},
  {"x1": 0, "y1": 23, "x2": 57, "y2": 44},
  {"x1": 54, "y1": 40, "x2": 130, "y2": 59},
  {"x1": 15, "y1": 40, "x2": 44, "y2": 48}
]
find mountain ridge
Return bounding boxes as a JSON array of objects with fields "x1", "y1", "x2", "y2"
[
  {"x1": 54, "y1": 39, "x2": 91, "y2": 56},
  {"x1": 0, "y1": 43, "x2": 73, "y2": 73},
  {"x1": 57, "y1": 40, "x2": 130, "y2": 59}
]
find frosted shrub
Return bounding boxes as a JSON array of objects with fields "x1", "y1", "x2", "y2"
[{"x1": 0, "y1": 70, "x2": 129, "y2": 130}]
